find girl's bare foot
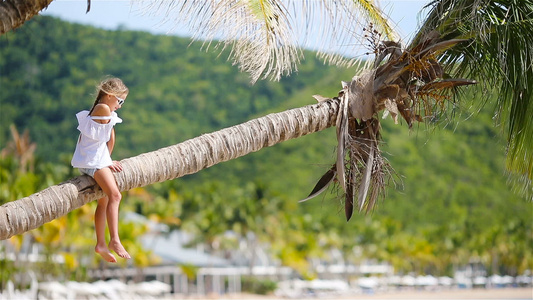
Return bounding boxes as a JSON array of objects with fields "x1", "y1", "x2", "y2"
[
  {"x1": 95, "y1": 245, "x2": 117, "y2": 263},
  {"x1": 108, "y1": 239, "x2": 131, "y2": 259}
]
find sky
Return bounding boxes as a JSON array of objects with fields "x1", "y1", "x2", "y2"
[{"x1": 41, "y1": 0, "x2": 431, "y2": 47}]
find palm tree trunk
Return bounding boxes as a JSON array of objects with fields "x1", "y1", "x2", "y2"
[
  {"x1": 0, "y1": 0, "x2": 54, "y2": 35},
  {"x1": 0, "y1": 99, "x2": 340, "y2": 240}
]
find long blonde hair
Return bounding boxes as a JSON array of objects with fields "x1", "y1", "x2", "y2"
[{"x1": 89, "y1": 77, "x2": 129, "y2": 114}]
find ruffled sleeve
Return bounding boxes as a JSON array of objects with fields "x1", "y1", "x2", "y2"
[
  {"x1": 76, "y1": 110, "x2": 121, "y2": 142},
  {"x1": 110, "y1": 111, "x2": 123, "y2": 125}
]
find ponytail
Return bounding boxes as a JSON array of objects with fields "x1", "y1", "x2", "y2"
[{"x1": 88, "y1": 90, "x2": 106, "y2": 115}]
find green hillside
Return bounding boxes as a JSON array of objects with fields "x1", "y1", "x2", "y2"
[{"x1": 1, "y1": 16, "x2": 530, "y2": 278}]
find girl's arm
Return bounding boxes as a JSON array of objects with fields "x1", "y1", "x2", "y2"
[{"x1": 107, "y1": 128, "x2": 123, "y2": 172}]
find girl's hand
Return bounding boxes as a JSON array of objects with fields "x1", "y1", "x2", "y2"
[{"x1": 109, "y1": 161, "x2": 123, "y2": 172}]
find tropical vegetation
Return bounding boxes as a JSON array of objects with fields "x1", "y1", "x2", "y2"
[{"x1": 1, "y1": 14, "x2": 531, "y2": 287}]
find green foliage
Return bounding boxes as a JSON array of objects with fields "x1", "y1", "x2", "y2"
[
  {"x1": 0, "y1": 257, "x2": 18, "y2": 290},
  {"x1": 415, "y1": 0, "x2": 533, "y2": 188},
  {"x1": 1, "y1": 16, "x2": 531, "y2": 280},
  {"x1": 241, "y1": 276, "x2": 277, "y2": 295}
]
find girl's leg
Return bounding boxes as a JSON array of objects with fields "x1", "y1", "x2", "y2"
[
  {"x1": 94, "y1": 196, "x2": 116, "y2": 263},
  {"x1": 94, "y1": 167, "x2": 131, "y2": 259}
]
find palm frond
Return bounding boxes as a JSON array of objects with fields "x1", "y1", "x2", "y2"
[
  {"x1": 352, "y1": 0, "x2": 396, "y2": 39},
  {"x1": 414, "y1": 0, "x2": 533, "y2": 186},
  {"x1": 136, "y1": 0, "x2": 396, "y2": 82},
  {"x1": 228, "y1": 0, "x2": 301, "y2": 83},
  {"x1": 137, "y1": 0, "x2": 300, "y2": 83},
  {"x1": 304, "y1": 0, "x2": 397, "y2": 69}
]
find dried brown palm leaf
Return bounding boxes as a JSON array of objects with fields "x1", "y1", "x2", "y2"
[
  {"x1": 414, "y1": 39, "x2": 469, "y2": 60},
  {"x1": 357, "y1": 141, "x2": 374, "y2": 211},
  {"x1": 299, "y1": 164, "x2": 336, "y2": 203},
  {"x1": 419, "y1": 78, "x2": 477, "y2": 91},
  {"x1": 345, "y1": 173, "x2": 354, "y2": 221},
  {"x1": 335, "y1": 83, "x2": 350, "y2": 193}
]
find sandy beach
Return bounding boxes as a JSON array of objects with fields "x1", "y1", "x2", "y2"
[
  {"x1": 182, "y1": 288, "x2": 532, "y2": 299},
  {"x1": 344, "y1": 287, "x2": 532, "y2": 299}
]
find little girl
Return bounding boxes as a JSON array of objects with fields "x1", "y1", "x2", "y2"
[{"x1": 71, "y1": 77, "x2": 131, "y2": 263}]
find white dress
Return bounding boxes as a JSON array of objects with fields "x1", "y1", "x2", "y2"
[{"x1": 71, "y1": 110, "x2": 122, "y2": 169}]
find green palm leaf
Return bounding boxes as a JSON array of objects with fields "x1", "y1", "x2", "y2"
[{"x1": 414, "y1": 0, "x2": 533, "y2": 196}]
